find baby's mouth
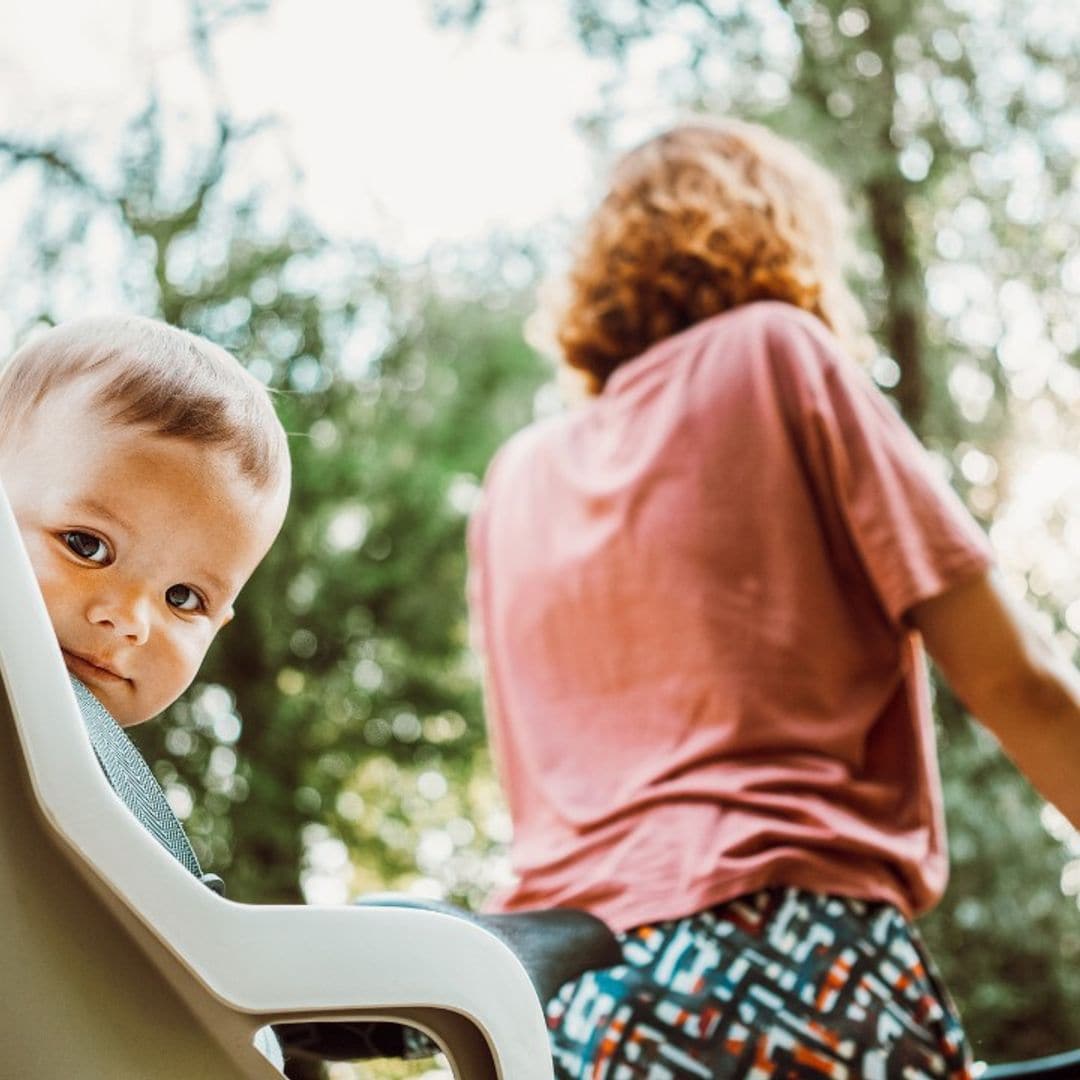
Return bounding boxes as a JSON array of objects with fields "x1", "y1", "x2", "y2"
[{"x1": 62, "y1": 647, "x2": 129, "y2": 685}]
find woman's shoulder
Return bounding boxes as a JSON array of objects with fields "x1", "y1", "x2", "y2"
[
  {"x1": 718, "y1": 303, "x2": 856, "y2": 399},
  {"x1": 483, "y1": 411, "x2": 569, "y2": 485},
  {"x1": 641, "y1": 303, "x2": 845, "y2": 387},
  {"x1": 652, "y1": 303, "x2": 847, "y2": 406},
  {"x1": 704, "y1": 300, "x2": 842, "y2": 354}
]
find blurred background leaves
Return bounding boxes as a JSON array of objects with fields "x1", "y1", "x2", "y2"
[{"x1": 2, "y1": 0, "x2": 1080, "y2": 1075}]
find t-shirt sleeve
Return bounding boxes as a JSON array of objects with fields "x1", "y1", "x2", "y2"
[{"x1": 767, "y1": 308, "x2": 994, "y2": 626}]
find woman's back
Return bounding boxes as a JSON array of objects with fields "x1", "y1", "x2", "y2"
[{"x1": 470, "y1": 301, "x2": 991, "y2": 931}]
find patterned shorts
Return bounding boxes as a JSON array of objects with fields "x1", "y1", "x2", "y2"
[{"x1": 545, "y1": 888, "x2": 972, "y2": 1080}]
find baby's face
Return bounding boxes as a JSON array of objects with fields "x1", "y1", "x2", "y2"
[{"x1": 0, "y1": 381, "x2": 287, "y2": 726}]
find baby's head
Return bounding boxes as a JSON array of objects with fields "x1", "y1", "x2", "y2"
[{"x1": 0, "y1": 316, "x2": 290, "y2": 726}]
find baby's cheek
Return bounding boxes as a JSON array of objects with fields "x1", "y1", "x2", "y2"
[
  {"x1": 35, "y1": 567, "x2": 75, "y2": 636},
  {"x1": 174, "y1": 629, "x2": 217, "y2": 685}
]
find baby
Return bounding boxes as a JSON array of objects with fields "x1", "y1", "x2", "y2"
[
  {"x1": 0, "y1": 315, "x2": 291, "y2": 1067},
  {"x1": 0, "y1": 315, "x2": 290, "y2": 726}
]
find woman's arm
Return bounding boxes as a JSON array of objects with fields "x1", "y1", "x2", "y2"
[{"x1": 908, "y1": 569, "x2": 1080, "y2": 829}]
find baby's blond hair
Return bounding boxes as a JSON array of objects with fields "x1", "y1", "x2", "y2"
[{"x1": 0, "y1": 316, "x2": 289, "y2": 490}]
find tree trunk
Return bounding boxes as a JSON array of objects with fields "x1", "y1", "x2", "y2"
[{"x1": 865, "y1": 171, "x2": 928, "y2": 434}]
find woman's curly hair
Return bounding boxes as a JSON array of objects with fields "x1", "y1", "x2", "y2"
[{"x1": 552, "y1": 119, "x2": 873, "y2": 393}]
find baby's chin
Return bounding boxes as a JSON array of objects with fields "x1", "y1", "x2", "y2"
[
  {"x1": 92, "y1": 693, "x2": 146, "y2": 728},
  {"x1": 62, "y1": 657, "x2": 146, "y2": 726},
  {"x1": 100, "y1": 690, "x2": 154, "y2": 728},
  {"x1": 105, "y1": 684, "x2": 182, "y2": 728}
]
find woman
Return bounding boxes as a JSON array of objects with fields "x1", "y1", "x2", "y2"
[{"x1": 466, "y1": 120, "x2": 1080, "y2": 1078}]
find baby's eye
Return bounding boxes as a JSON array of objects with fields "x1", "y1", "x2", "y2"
[
  {"x1": 165, "y1": 584, "x2": 204, "y2": 613},
  {"x1": 62, "y1": 531, "x2": 110, "y2": 564}
]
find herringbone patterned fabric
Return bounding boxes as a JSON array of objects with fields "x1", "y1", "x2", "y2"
[
  {"x1": 547, "y1": 888, "x2": 972, "y2": 1080},
  {"x1": 71, "y1": 676, "x2": 203, "y2": 880}
]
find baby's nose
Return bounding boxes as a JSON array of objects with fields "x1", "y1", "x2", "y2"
[{"x1": 87, "y1": 590, "x2": 151, "y2": 645}]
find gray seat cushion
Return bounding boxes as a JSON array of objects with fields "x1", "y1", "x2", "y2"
[{"x1": 71, "y1": 677, "x2": 205, "y2": 882}]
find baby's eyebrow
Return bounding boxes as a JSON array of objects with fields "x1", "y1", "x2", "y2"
[
  {"x1": 197, "y1": 569, "x2": 231, "y2": 598},
  {"x1": 75, "y1": 498, "x2": 132, "y2": 532}
]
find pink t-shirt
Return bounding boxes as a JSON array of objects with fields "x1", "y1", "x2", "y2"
[{"x1": 467, "y1": 301, "x2": 993, "y2": 932}]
